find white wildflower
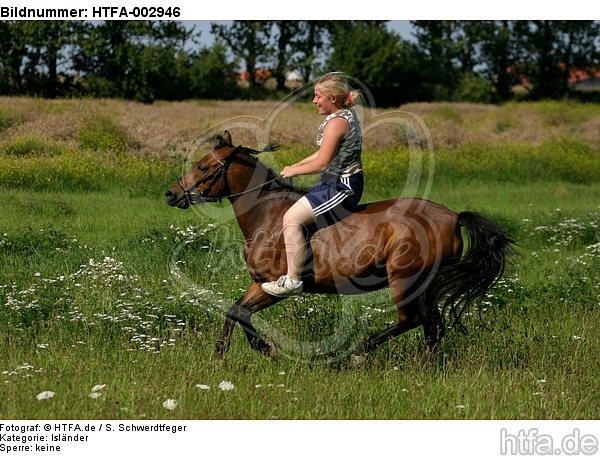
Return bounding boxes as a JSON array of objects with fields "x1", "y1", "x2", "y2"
[
  {"x1": 162, "y1": 399, "x2": 178, "y2": 410},
  {"x1": 219, "y1": 380, "x2": 235, "y2": 391},
  {"x1": 36, "y1": 391, "x2": 55, "y2": 401}
]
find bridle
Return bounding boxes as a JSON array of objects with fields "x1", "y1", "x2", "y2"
[
  {"x1": 175, "y1": 146, "x2": 283, "y2": 206},
  {"x1": 176, "y1": 148, "x2": 230, "y2": 204}
]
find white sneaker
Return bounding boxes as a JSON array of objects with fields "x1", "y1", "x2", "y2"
[{"x1": 261, "y1": 275, "x2": 303, "y2": 297}]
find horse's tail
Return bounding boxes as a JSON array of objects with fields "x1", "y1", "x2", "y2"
[{"x1": 425, "y1": 211, "x2": 518, "y2": 331}]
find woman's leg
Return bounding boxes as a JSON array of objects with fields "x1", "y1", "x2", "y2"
[
  {"x1": 261, "y1": 196, "x2": 316, "y2": 297},
  {"x1": 282, "y1": 196, "x2": 316, "y2": 281}
]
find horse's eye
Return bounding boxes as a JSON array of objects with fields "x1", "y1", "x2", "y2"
[{"x1": 198, "y1": 165, "x2": 206, "y2": 172}]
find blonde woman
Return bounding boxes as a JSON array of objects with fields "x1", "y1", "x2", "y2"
[{"x1": 262, "y1": 74, "x2": 363, "y2": 297}]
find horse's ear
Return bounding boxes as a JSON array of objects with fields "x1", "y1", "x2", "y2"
[{"x1": 215, "y1": 131, "x2": 234, "y2": 149}]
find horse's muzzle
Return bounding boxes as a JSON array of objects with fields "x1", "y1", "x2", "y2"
[{"x1": 165, "y1": 188, "x2": 190, "y2": 209}]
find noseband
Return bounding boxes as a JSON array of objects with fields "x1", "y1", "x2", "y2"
[{"x1": 175, "y1": 147, "x2": 283, "y2": 206}]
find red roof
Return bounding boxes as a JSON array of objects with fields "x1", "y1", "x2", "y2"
[
  {"x1": 236, "y1": 69, "x2": 273, "y2": 81},
  {"x1": 568, "y1": 68, "x2": 600, "y2": 84},
  {"x1": 508, "y1": 64, "x2": 599, "y2": 88}
]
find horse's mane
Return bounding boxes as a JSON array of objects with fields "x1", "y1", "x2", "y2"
[
  {"x1": 245, "y1": 147, "x2": 300, "y2": 195},
  {"x1": 237, "y1": 144, "x2": 281, "y2": 156},
  {"x1": 215, "y1": 134, "x2": 280, "y2": 155},
  {"x1": 214, "y1": 135, "x2": 298, "y2": 195}
]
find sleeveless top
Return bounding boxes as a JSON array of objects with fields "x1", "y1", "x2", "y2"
[{"x1": 316, "y1": 107, "x2": 362, "y2": 177}]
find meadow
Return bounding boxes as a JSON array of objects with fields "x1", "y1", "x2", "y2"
[{"x1": 0, "y1": 97, "x2": 598, "y2": 420}]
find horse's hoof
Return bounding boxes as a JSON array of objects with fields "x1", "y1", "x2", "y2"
[
  {"x1": 351, "y1": 354, "x2": 366, "y2": 367},
  {"x1": 212, "y1": 351, "x2": 224, "y2": 361},
  {"x1": 213, "y1": 342, "x2": 227, "y2": 360},
  {"x1": 267, "y1": 345, "x2": 280, "y2": 360},
  {"x1": 420, "y1": 348, "x2": 435, "y2": 367}
]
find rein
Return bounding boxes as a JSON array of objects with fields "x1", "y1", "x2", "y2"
[{"x1": 227, "y1": 177, "x2": 282, "y2": 199}]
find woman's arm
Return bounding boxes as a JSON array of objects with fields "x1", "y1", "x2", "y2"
[
  {"x1": 281, "y1": 118, "x2": 348, "y2": 178},
  {"x1": 293, "y1": 150, "x2": 320, "y2": 166}
]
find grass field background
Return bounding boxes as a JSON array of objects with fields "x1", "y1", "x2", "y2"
[{"x1": 0, "y1": 97, "x2": 598, "y2": 419}]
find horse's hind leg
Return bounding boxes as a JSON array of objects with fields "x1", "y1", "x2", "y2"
[
  {"x1": 353, "y1": 277, "x2": 421, "y2": 359},
  {"x1": 215, "y1": 282, "x2": 281, "y2": 358},
  {"x1": 418, "y1": 294, "x2": 445, "y2": 365},
  {"x1": 418, "y1": 293, "x2": 445, "y2": 352}
]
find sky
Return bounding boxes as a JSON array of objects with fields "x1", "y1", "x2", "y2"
[{"x1": 184, "y1": 21, "x2": 417, "y2": 48}]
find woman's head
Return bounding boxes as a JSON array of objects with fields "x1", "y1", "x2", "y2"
[{"x1": 314, "y1": 74, "x2": 361, "y2": 109}]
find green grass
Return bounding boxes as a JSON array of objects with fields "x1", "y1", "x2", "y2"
[
  {"x1": 1, "y1": 102, "x2": 599, "y2": 420},
  {"x1": 1, "y1": 186, "x2": 598, "y2": 419}
]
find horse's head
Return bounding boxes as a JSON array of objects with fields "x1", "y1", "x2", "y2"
[
  {"x1": 165, "y1": 131, "x2": 278, "y2": 209},
  {"x1": 165, "y1": 131, "x2": 239, "y2": 209}
]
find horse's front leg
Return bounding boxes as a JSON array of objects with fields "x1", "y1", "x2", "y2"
[
  {"x1": 214, "y1": 311, "x2": 237, "y2": 358},
  {"x1": 214, "y1": 282, "x2": 281, "y2": 358}
]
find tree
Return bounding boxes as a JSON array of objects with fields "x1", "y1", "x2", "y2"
[
  {"x1": 189, "y1": 41, "x2": 241, "y2": 99},
  {"x1": 519, "y1": 20, "x2": 599, "y2": 99},
  {"x1": 522, "y1": 21, "x2": 565, "y2": 99},
  {"x1": 267, "y1": 21, "x2": 298, "y2": 91},
  {"x1": 327, "y1": 21, "x2": 422, "y2": 106},
  {"x1": 475, "y1": 21, "x2": 527, "y2": 102},
  {"x1": 290, "y1": 21, "x2": 329, "y2": 84},
  {"x1": 412, "y1": 20, "x2": 462, "y2": 100},
  {"x1": 0, "y1": 22, "x2": 27, "y2": 95},
  {"x1": 267, "y1": 21, "x2": 330, "y2": 90},
  {"x1": 452, "y1": 21, "x2": 484, "y2": 74},
  {"x1": 0, "y1": 21, "x2": 77, "y2": 97},
  {"x1": 211, "y1": 21, "x2": 271, "y2": 90},
  {"x1": 73, "y1": 21, "x2": 195, "y2": 102},
  {"x1": 30, "y1": 22, "x2": 78, "y2": 98},
  {"x1": 73, "y1": 22, "x2": 138, "y2": 98}
]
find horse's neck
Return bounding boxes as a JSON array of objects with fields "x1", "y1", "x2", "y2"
[{"x1": 230, "y1": 161, "x2": 298, "y2": 240}]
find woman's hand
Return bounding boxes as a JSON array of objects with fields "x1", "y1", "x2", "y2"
[{"x1": 280, "y1": 166, "x2": 296, "y2": 178}]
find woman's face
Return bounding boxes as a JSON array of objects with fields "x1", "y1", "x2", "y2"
[{"x1": 312, "y1": 85, "x2": 337, "y2": 116}]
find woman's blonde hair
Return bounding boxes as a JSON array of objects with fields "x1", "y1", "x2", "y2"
[{"x1": 315, "y1": 74, "x2": 362, "y2": 108}]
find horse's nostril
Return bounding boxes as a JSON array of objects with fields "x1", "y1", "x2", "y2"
[{"x1": 165, "y1": 190, "x2": 178, "y2": 205}]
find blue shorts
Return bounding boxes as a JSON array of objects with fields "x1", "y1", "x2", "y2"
[{"x1": 305, "y1": 172, "x2": 364, "y2": 219}]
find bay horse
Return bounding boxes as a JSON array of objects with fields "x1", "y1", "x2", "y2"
[{"x1": 165, "y1": 131, "x2": 516, "y2": 361}]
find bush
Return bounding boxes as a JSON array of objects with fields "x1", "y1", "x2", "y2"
[
  {"x1": 0, "y1": 107, "x2": 18, "y2": 133},
  {"x1": 534, "y1": 99, "x2": 600, "y2": 127},
  {"x1": 78, "y1": 114, "x2": 130, "y2": 154},
  {"x1": 2, "y1": 137, "x2": 63, "y2": 157},
  {"x1": 453, "y1": 72, "x2": 493, "y2": 104}
]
